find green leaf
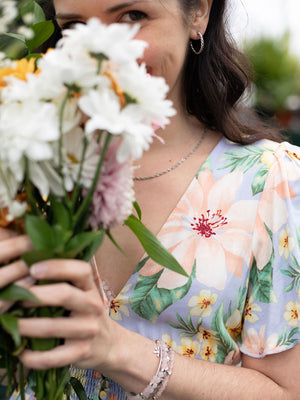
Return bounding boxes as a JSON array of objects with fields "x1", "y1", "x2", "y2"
[
  {"x1": 25, "y1": 214, "x2": 56, "y2": 250},
  {"x1": 25, "y1": 20, "x2": 54, "y2": 53},
  {"x1": 64, "y1": 230, "x2": 104, "y2": 259},
  {"x1": 20, "y1": 1, "x2": 46, "y2": 24},
  {"x1": 211, "y1": 303, "x2": 236, "y2": 363},
  {"x1": 130, "y1": 262, "x2": 195, "y2": 323},
  {"x1": 125, "y1": 214, "x2": 187, "y2": 277},
  {"x1": 0, "y1": 284, "x2": 38, "y2": 302},
  {"x1": 30, "y1": 337, "x2": 57, "y2": 352},
  {"x1": 249, "y1": 224, "x2": 276, "y2": 303},
  {"x1": 81, "y1": 230, "x2": 105, "y2": 262},
  {"x1": 0, "y1": 33, "x2": 28, "y2": 59},
  {"x1": 251, "y1": 166, "x2": 269, "y2": 196},
  {"x1": 0, "y1": 315, "x2": 21, "y2": 348},
  {"x1": 133, "y1": 201, "x2": 142, "y2": 220},
  {"x1": 22, "y1": 249, "x2": 56, "y2": 267},
  {"x1": 69, "y1": 377, "x2": 88, "y2": 400},
  {"x1": 250, "y1": 257, "x2": 277, "y2": 303},
  {"x1": 50, "y1": 200, "x2": 71, "y2": 231}
]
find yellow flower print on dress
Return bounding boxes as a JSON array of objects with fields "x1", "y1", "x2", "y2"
[
  {"x1": 225, "y1": 309, "x2": 242, "y2": 340},
  {"x1": 161, "y1": 334, "x2": 177, "y2": 350},
  {"x1": 278, "y1": 225, "x2": 295, "y2": 259},
  {"x1": 200, "y1": 340, "x2": 217, "y2": 362},
  {"x1": 109, "y1": 284, "x2": 131, "y2": 321},
  {"x1": 197, "y1": 328, "x2": 217, "y2": 343},
  {"x1": 244, "y1": 297, "x2": 262, "y2": 323},
  {"x1": 176, "y1": 337, "x2": 200, "y2": 358},
  {"x1": 188, "y1": 289, "x2": 218, "y2": 317},
  {"x1": 283, "y1": 300, "x2": 300, "y2": 327}
]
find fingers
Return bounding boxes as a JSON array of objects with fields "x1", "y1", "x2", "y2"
[
  {"x1": 0, "y1": 228, "x2": 19, "y2": 241},
  {"x1": 0, "y1": 274, "x2": 35, "y2": 313},
  {"x1": 22, "y1": 282, "x2": 102, "y2": 315},
  {"x1": 0, "y1": 259, "x2": 29, "y2": 288},
  {"x1": 19, "y1": 340, "x2": 88, "y2": 370},
  {"x1": 0, "y1": 235, "x2": 32, "y2": 264},
  {"x1": 30, "y1": 259, "x2": 96, "y2": 291},
  {"x1": 18, "y1": 316, "x2": 100, "y2": 339}
]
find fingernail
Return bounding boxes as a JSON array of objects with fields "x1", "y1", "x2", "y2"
[
  {"x1": 30, "y1": 263, "x2": 47, "y2": 278},
  {"x1": 23, "y1": 276, "x2": 36, "y2": 286}
]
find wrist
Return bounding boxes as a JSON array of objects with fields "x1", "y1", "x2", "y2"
[{"x1": 102, "y1": 326, "x2": 162, "y2": 395}]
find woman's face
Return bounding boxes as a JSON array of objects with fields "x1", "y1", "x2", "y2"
[{"x1": 53, "y1": 0, "x2": 199, "y2": 105}]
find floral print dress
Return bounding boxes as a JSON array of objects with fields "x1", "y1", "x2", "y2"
[{"x1": 11, "y1": 138, "x2": 300, "y2": 400}]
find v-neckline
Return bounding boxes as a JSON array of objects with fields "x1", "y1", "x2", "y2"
[{"x1": 98, "y1": 136, "x2": 226, "y2": 302}]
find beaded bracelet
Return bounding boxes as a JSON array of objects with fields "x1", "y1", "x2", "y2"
[{"x1": 126, "y1": 339, "x2": 174, "y2": 400}]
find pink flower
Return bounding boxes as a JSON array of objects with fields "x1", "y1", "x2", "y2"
[
  {"x1": 140, "y1": 169, "x2": 258, "y2": 290},
  {"x1": 87, "y1": 140, "x2": 135, "y2": 230},
  {"x1": 241, "y1": 325, "x2": 284, "y2": 357}
]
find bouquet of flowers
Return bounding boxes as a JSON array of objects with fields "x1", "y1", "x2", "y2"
[{"x1": 0, "y1": 3, "x2": 186, "y2": 400}]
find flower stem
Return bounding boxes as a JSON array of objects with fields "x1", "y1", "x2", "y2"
[
  {"x1": 73, "y1": 132, "x2": 111, "y2": 230},
  {"x1": 19, "y1": 363, "x2": 25, "y2": 400},
  {"x1": 58, "y1": 88, "x2": 72, "y2": 184},
  {"x1": 70, "y1": 136, "x2": 88, "y2": 215}
]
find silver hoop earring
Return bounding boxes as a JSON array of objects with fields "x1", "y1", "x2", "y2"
[{"x1": 190, "y1": 32, "x2": 204, "y2": 55}]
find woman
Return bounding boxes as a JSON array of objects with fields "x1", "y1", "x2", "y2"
[{"x1": 2, "y1": 0, "x2": 300, "y2": 398}]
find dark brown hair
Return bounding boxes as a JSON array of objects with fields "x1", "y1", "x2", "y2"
[
  {"x1": 40, "y1": 0, "x2": 282, "y2": 143},
  {"x1": 180, "y1": 0, "x2": 281, "y2": 143}
]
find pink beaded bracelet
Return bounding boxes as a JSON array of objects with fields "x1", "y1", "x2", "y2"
[{"x1": 126, "y1": 339, "x2": 175, "y2": 400}]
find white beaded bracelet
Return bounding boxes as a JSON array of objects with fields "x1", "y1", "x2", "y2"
[{"x1": 126, "y1": 339, "x2": 174, "y2": 400}]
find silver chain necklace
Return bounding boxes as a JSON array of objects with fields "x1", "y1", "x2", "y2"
[{"x1": 134, "y1": 129, "x2": 207, "y2": 181}]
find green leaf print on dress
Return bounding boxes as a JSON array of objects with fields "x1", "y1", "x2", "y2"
[
  {"x1": 168, "y1": 312, "x2": 203, "y2": 337},
  {"x1": 211, "y1": 303, "x2": 238, "y2": 363},
  {"x1": 219, "y1": 145, "x2": 266, "y2": 174},
  {"x1": 277, "y1": 326, "x2": 300, "y2": 347},
  {"x1": 219, "y1": 144, "x2": 275, "y2": 196},
  {"x1": 250, "y1": 225, "x2": 277, "y2": 303},
  {"x1": 130, "y1": 262, "x2": 196, "y2": 323}
]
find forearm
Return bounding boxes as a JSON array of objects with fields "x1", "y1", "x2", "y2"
[
  {"x1": 105, "y1": 328, "x2": 290, "y2": 400},
  {"x1": 162, "y1": 355, "x2": 287, "y2": 400}
]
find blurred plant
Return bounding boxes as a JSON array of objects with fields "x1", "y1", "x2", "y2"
[
  {"x1": 245, "y1": 32, "x2": 300, "y2": 113},
  {"x1": 0, "y1": 0, "x2": 54, "y2": 59}
]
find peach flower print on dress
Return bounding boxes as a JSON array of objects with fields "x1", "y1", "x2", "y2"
[
  {"x1": 140, "y1": 169, "x2": 258, "y2": 290},
  {"x1": 253, "y1": 143, "x2": 300, "y2": 270},
  {"x1": 241, "y1": 324, "x2": 284, "y2": 357}
]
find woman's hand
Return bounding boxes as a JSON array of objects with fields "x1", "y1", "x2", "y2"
[
  {"x1": 17, "y1": 259, "x2": 120, "y2": 373},
  {"x1": 0, "y1": 228, "x2": 34, "y2": 313}
]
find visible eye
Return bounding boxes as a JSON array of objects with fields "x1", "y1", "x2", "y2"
[{"x1": 119, "y1": 10, "x2": 147, "y2": 23}]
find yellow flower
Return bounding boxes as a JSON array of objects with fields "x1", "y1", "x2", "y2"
[
  {"x1": 200, "y1": 340, "x2": 217, "y2": 362},
  {"x1": 161, "y1": 334, "x2": 177, "y2": 350},
  {"x1": 260, "y1": 150, "x2": 276, "y2": 170},
  {"x1": 176, "y1": 337, "x2": 200, "y2": 358},
  {"x1": 0, "y1": 58, "x2": 37, "y2": 89},
  {"x1": 99, "y1": 391, "x2": 108, "y2": 399},
  {"x1": 188, "y1": 289, "x2": 218, "y2": 317},
  {"x1": 197, "y1": 328, "x2": 217, "y2": 343},
  {"x1": 109, "y1": 284, "x2": 131, "y2": 321},
  {"x1": 284, "y1": 149, "x2": 300, "y2": 162},
  {"x1": 278, "y1": 226, "x2": 295, "y2": 259},
  {"x1": 283, "y1": 301, "x2": 300, "y2": 327},
  {"x1": 244, "y1": 297, "x2": 262, "y2": 323},
  {"x1": 225, "y1": 309, "x2": 242, "y2": 339}
]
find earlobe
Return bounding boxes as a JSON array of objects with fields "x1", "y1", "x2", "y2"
[{"x1": 190, "y1": 0, "x2": 213, "y2": 39}]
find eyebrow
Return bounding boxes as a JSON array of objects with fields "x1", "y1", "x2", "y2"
[
  {"x1": 55, "y1": 13, "x2": 82, "y2": 21},
  {"x1": 55, "y1": 0, "x2": 150, "y2": 21},
  {"x1": 106, "y1": 0, "x2": 149, "y2": 13}
]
